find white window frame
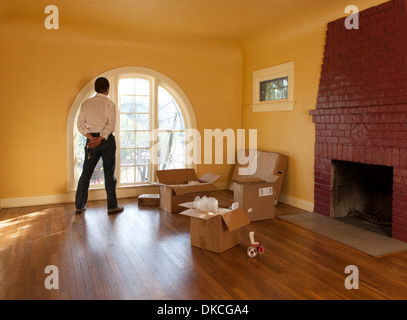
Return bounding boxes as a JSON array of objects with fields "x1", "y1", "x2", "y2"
[
  {"x1": 66, "y1": 66, "x2": 197, "y2": 192},
  {"x1": 251, "y1": 61, "x2": 295, "y2": 112}
]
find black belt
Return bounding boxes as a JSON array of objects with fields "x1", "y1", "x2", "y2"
[{"x1": 90, "y1": 133, "x2": 113, "y2": 138}]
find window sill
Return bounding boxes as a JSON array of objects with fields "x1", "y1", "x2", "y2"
[
  {"x1": 251, "y1": 101, "x2": 294, "y2": 112},
  {"x1": 66, "y1": 183, "x2": 158, "y2": 194}
]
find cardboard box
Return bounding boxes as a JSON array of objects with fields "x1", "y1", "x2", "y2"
[
  {"x1": 233, "y1": 182, "x2": 276, "y2": 221},
  {"x1": 138, "y1": 194, "x2": 160, "y2": 206},
  {"x1": 156, "y1": 169, "x2": 221, "y2": 213},
  {"x1": 231, "y1": 150, "x2": 288, "y2": 221},
  {"x1": 179, "y1": 202, "x2": 250, "y2": 253}
]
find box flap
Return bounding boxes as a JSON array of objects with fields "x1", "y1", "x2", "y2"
[
  {"x1": 171, "y1": 183, "x2": 217, "y2": 195},
  {"x1": 234, "y1": 149, "x2": 285, "y2": 182},
  {"x1": 256, "y1": 152, "x2": 280, "y2": 182},
  {"x1": 178, "y1": 202, "x2": 195, "y2": 209},
  {"x1": 198, "y1": 172, "x2": 221, "y2": 184},
  {"x1": 179, "y1": 208, "x2": 218, "y2": 220},
  {"x1": 156, "y1": 169, "x2": 198, "y2": 185},
  {"x1": 221, "y1": 208, "x2": 250, "y2": 231},
  {"x1": 232, "y1": 177, "x2": 265, "y2": 184},
  {"x1": 261, "y1": 175, "x2": 280, "y2": 183},
  {"x1": 234, "y1": 149, "x2": 259, "y2": 176},
  {"x1": 179, "y1": 202, "x2": 250, "y2": 230}
]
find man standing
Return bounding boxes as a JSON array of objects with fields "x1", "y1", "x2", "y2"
[{"x1": 75, "y1": 77, "x2": 124, "y2": 215}]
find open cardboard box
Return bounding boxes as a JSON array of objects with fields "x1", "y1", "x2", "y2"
[
  {"x1": 231, "y1": 150, "x2": 288, "y2": 221},
  {"x1": 179, "y1": 201, "x2": 250, "y2": 253},
  {"x1": 138, "y1": 194, "x2": 160, "y2": 206},
  {"x1": 156, "y1": 169, "x2": 221, "y2": 213}
]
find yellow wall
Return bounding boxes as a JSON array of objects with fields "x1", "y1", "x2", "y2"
[
  {"x1": 239, "y1": 25, "x2": 325, "y2": 207},
  {"x1": 0, "y1": 19, "x2": 242, "y2": 200}
]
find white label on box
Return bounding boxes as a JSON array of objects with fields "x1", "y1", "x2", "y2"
[{"x1": 259, "y1": 187, "x2": 273, "y2": 197}]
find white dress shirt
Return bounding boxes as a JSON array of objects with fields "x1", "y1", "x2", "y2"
[{"x1": 77, "y1": 93, "x2": 117, "y2": 140}]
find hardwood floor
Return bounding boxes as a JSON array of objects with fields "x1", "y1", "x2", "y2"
[{"x1": 1, "y1": 190, "x2": 407, "y2": 300}]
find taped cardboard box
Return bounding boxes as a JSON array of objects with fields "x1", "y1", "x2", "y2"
[
  {"x1": 138, "y1": 194, "x2": 160, "y2": 206},
  {"x1": 232, "y1": 150, "x2": 288, "y2": 221},
  {"x1": 231, "y1": 150, "x2": 288, "y2": 202},
  {"x1": 179, "y1": 202, "x2": 250, "y2": 253},
  {"x1": 156, "y1": 169, "x2": 221, "y2": 213},
  {"x1": 233, "y1": 183, "x2": 276, "y2": 221}
]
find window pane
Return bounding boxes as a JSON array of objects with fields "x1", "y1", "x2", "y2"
[
  {"x1": 136, "y1": 96, "x2": 150, "y2": 113},
  {"x1": 120, "y1": 149, "x2": 135, "y2": 166},
  {"x1": 136, "y1": 114, "x2": 149, "y2": 130},
  {"x1": 119, "y1": 96, "x2": 135, "y2": 113},
  {"x1": 158, "y1": 131, "x2": 185, "y2": 170},
  {"x1": 135, "y1": 131, "x2": 149, "y2": 148},
  {"x1": 120, "y1": 131, "x2": 135, "y2": 149},
  {"x1": 136, "y1": 166, "x2": 150, "y2": 183},
  {"x1": 260, "y1": 77, "x2": 288, "y2": 101},
  {"x1": 136, "y1": 148, "x2": 149, "y2": 166},
  {"x1": 119, "y1": 78, "x2": 135, "y2": 95},
  {"x1": 120, "y1": 113, "x2": 135, "y2": 130},
  {"x1": 158, "y1": 86, "x2": 185, "y2": 130},
  {"x1": 135, "y1": 79, "x2": 150, "y2": 95},
  {"x1": 121, "y1": 167, "x2": 135, "y2": 184}
]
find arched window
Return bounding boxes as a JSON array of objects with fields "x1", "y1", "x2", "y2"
[{"x1": 66, "y1": 67, "x2": 196, "y2": 191}]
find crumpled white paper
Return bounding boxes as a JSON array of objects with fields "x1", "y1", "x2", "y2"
[{"x1": 193, "y1": 196, "x2": 239, "y2": 215}]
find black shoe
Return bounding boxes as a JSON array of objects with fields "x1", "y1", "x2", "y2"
[
  {"x1": 75, "y1": 207, "x2": 86, "y2": 214},
  {"x1": 107, "y1": 206, "x2": 124, "y2": 215}
]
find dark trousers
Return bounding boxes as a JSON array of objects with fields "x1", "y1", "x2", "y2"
[{"x1": 75, "y1": 134, "x2": 118, "y2": 210}]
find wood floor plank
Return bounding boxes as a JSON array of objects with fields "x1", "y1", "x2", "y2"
[{"x1": 1, "y1": 191, "x2": 407, "y2": 300}]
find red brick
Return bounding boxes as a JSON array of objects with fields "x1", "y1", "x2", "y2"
[
  {"x1": 392, "y1": 213, "x2": 407, "y2": 227},
  {"x1": 370, "y1": 10, "x2": 386, "y2": 21},
  {"x1": 377, "y1": 15, "x2": 394, "y2": 27},
  {"x1": 393, "y1": 231, "x2": 407, "y2": 243},
  {"x1": 386, "y1": 21, "x2": 404, "y2": 33}
]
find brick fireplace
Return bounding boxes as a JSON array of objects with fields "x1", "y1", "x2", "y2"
[{"x1": 310, "y1": 0, "x2": 407, "y2": 242}]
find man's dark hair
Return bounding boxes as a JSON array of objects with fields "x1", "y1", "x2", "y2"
[{"x1": 94, "y1": 77, "x2": 110, "y2": 93}]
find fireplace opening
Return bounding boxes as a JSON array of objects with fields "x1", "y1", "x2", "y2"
[{"x1": 331, "y1": 160, "x2": 393, "y2": 237}]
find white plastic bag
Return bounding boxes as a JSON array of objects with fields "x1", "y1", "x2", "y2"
[{"x1": 193, "y1": 196, "x2": 239, "y2": 214}]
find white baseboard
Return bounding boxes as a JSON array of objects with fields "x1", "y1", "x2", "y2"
[
  {"x1": 0, "y1": 185, "x2": 160, "y2": 209},
  {"x1": 0, "y1": 193, "x2": 72, "y2": 209},
  {"x1": 278, "y1": 193, "x2": 314, "y2": 212},
  {"x1": 0, "y1": 183, "x2": 228, "y2": 209},
  {"x1": 0, "y1": 183, "x2": 313, "y2": 213}
]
